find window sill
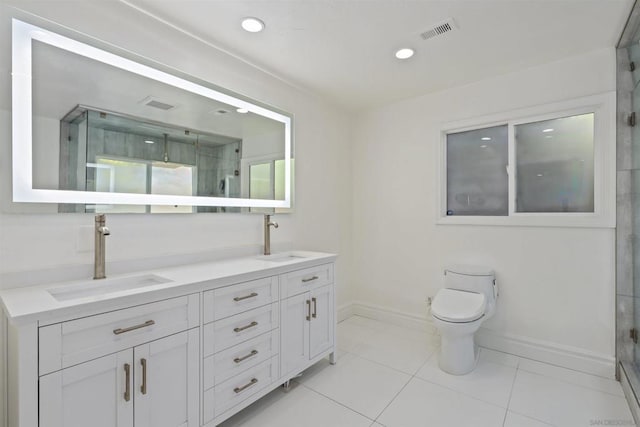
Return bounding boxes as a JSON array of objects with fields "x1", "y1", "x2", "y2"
[{"x1": 436, "y1": 213, "x2": 615, "y2": 228}]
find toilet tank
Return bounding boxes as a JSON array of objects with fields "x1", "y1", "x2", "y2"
[{"x1": 444, "y1": 265, "x2": 497, "y2": 318}]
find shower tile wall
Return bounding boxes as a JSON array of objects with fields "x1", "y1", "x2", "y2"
[
  {"x1": 197, "y1": 142, "x2": 241, "y2": 198},
  {"x1": 85, "y1": 127, "x2": 239, "y2": 199},
  {"x1": 618, "y1": 45, "x2": 637, "y2": 375},
  {"x1": 87, "y1": 127, "x2": 196, "y2": 166}
]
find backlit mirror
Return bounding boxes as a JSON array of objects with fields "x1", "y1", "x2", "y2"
[{"x1": 12, "y1": 19, "x2": 292, "y2": 213}]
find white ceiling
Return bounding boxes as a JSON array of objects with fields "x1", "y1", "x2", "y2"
[{"x1": 123, "y1": 0, "x2": 633, "y2": 111}]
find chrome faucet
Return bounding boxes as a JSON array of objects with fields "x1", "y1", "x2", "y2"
[
  {"x1": 263, "y1": 214, "x2": 279, "y2": 256},
  {"x1": 94, "y1": 214, "x2": 110, "y2": 279}
]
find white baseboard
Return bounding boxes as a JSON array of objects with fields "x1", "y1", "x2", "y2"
[
  {"x1": 337, "y1": 303, "x2": 354, "y2": 322},
  {"x1": 344, "y1": 301, "x2": 616, "y2": 379},
  {"x1": 349, "y1": 301, "x2": 435, "y2": 333},
  {"x1": 475, "y1": 328, "x2": 615, "y2": 379}
]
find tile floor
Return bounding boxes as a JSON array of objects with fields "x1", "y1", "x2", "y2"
[{"x1": 220, "y1": 315, "x2": 636, "y2": 427}]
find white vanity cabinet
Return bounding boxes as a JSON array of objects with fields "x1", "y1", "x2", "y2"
[
  {"x1": 1, "y1": 252, "x2": 337, "y2": 427},
  {"x1": 280, "y1": 264, "x2": 335, "y2": 378},
  {"x1": 38, "y1": 295, "x2": 200, "y2": 427},
  {"x1": 201, "y1": 277, "x2": 280, "y2": 425},
  {"x1": 39, "y1": 329, "x2": 199, "y2": 427}
]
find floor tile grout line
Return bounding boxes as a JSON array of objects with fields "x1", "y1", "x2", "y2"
[
  {"x1": 372, "y1": 365, "x2": 416, "y2": 423},
  {"x1": 410, "y1": 373, "x2": 510, "y2": 411},
  {"x1": 501, "y1": 362, "x2": 521, "y2": 427},
  {"x1": 344, "y1": 349, "x2": 435, "y2": 377},
  {"x1": 298, "y1": 351, "x2": 416, "y2": 423},
  {"x1": 506, "y1": 408, "x2": 557, "y2": 426},
  {"x1": 516, "y1": 366, "x2": 627, "y2": 399},
  {"x1": 297, "y1": 381, "x2": 377, "y2": 423},
  {"x1": 516, "y1": 354, "x2": 617, "y2": 381},
  {"x1": 412, "y1": 352, "x2": 514, "y2": 410},
  {"x1": 341, "y1": 349, "x2": 432, "y2": 378}
]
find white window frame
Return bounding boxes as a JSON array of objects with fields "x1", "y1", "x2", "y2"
[{"x1": 437, "y1": 92, "x2": 616, "y2": 228}]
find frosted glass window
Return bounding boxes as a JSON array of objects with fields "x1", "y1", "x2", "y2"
[
  {"x1": 94, "y1": 158, "x2": 147, "y2": 194},
  {"x1": 250, "y1": 163, "x2": 273, "y2": 200},
  {"x1": 515, "y1": 113, "x2": 594, "y2": 213},
  {"x1": 150, "y1": 161, "x2": 194, "y2": 213},
  {"x1": 93, "y1": 157, "x2": 195, "y2": 213},
  {"x1": 446, "y1": 125, "x2": 508, "y2": 216}
]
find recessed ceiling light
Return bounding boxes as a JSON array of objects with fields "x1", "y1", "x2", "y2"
[
  {"x1": 543, "y1": 128, "x2": 554, "y2": 133},
  {"x1": 481, "y1": 137, "x2": 491, "y2": 141},
  {"x1": 537, "y1": 173, "x2": 543, "y2": 177},
  {"x1": 236, "y1": 108, "x2": 249, "y2": 114},
  {"x1": 395, "y1": 48, "x2": 414, "y2": 60},
  {"x1": 480, "y1": 144, "x2": 488, "y2": 148},
  {"x1": 241, "y1": 17, "x2": 265, "y2": 33},
  {"x1": 144, "y1": 140, "x2": 155, "y2": 144}
]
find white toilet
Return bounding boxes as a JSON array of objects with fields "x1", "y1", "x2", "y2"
[{"x1": 431, "y1": 265, "x2": 498, "y2": 375}]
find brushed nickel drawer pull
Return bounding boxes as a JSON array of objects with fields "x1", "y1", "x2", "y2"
[
  {"x1": 113, "y1": 320, "x2": 155, "y2": 335},
  {"x1": 306, "y1": 299, "x2": 311, "y2": 321},
  {"x1": 234, "y1": 292, "x2": 258, "y2": 302},
  {"x1": 234, "y1": 350, "x2": 258, "y2": 364},
  {"x1": 234, "y1": 378, "x2": 258, "y2": 394},
  {"x1": 140, "y1": 358, "x2": 147, "y2": 395},
  {"x1": 312, "y1": 297, "x2": 317, "y2": 318},
  {"x1": 124, "y1": 363, "x2": 131, "y2": 402},
  {"x1": 234, "y1": 321, "x2": 258, "y2": 333},
  {"x1": 302, "y1": 275, "x2": 319, "y2": 283}
]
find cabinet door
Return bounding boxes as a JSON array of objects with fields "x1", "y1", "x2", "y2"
[
  {"x1": 39, "y1": 349, "x2": 133, "y2": 427},
  {"x1": 309, "y1": 284, "x2": 335, "y2": 359},
  {"x1": 280, "y1": 292, "x2": 310, "y2": 378},
  {"x1": 134, "y1": 329, "x2": 199, "y2": 427}
]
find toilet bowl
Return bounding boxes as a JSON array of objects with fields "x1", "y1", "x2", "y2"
[{"x1": 431, "y1": 265, "x2": 497, "y2": 375}]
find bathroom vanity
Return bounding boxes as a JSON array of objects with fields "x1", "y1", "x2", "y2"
[{"x1": 0, "y1": 251, "x2": 337, "y2": 427}]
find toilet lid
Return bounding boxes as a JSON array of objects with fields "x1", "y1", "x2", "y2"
[{"x1": 431, "y1": 289, "x2": 486, "y2": 323}]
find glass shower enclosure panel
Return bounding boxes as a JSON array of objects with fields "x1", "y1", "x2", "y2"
[{"x1": 617, "y1": 4, "x2": 640, "y2": 419}]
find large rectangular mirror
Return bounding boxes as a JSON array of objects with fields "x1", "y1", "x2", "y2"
[{"x1": 12, "y1": 19, "x2": 292, "y2": 213}]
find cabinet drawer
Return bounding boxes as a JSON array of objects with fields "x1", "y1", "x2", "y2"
[
  {"x1": 203, "y1": 356, "x2": 279, "y2": 424},
  {"x1": 203, "y1": 330, "x2": 279, "y2": 390},
  {"x1": 281, "y1": 263, "x2": 334, "y2": 298},
  {"x1": 39, "y1": 294, "x2": 199, "y2": 375},
  {"x1": 203, "y1": 276, "x2": 278, "y2": 323},
  {"x1": 203, "y1": 303, "x2": 278, "y2": 356}
]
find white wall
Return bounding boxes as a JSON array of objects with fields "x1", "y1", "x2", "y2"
[{"x1": 351, "y1": 48, "x2": 617, "y2": 368}]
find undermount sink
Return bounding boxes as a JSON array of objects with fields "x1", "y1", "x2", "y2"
[
  {"x1": 48, "y1": 274, "x2": 173, "y2": 301},
  {"x1": 257, "y1": 252, "x2": 308, "y2": 263}
]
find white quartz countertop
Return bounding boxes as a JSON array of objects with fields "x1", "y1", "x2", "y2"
[{"x1": 0, "y1": 250, "x2": 337, "y2": 325}]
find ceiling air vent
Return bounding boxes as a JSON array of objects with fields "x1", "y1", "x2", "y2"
[
  {"x1": 140, "y1": 96, "x2": 175, "y2": 111},
  {"x1": 420, "y1": 18, "x2": 457, "y2": 41}
]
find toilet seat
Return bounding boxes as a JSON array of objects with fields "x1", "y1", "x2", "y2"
[{"x1": 432, "y1": 289, "x2": 486, "y2": 323}]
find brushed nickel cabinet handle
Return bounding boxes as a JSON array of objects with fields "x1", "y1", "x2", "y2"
[
  {"x1": 113, "y1": 320, "x2": 155, "y2": 335},
  {"x1": 306, "y1": 299, "x2": 311, "y2": 321},
  {"x1": 234, "y1": 350, "x2": 258, "y2": 364},
  {"x1": 124, "y1": 363, "x2": 131, "y2": 402},
  {"x1": 234, "y1": 292, "x2": 258, "y2": 302},
  {"x1": 302, "y1": 275, "x2": 319, "y2": 283},
  {"x1": 234, "y1": 321, "x2": 258, "y2": 333},
  {"x1": 234, "y1": 378, "x2": 258, "y2": 394},
  {"x1": 140, "y1": 358, "x2": 147, "y2": 395},
  {"x1": 312, "y1": 297, "x2": 317, "y2": 318}
]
